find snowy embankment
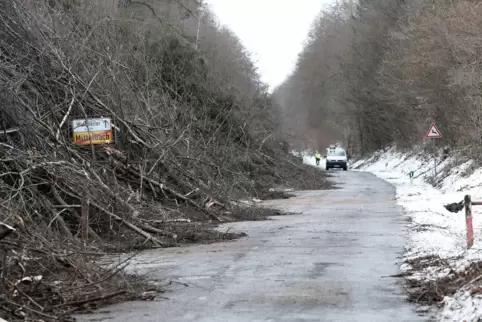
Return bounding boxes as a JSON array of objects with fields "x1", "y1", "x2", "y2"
[
  {"x1": 300, "y1": 151, "x2": 326, "y2": 169},
  {"x1": 350, "y1": 148, "x2": 482, "y2": 321}
]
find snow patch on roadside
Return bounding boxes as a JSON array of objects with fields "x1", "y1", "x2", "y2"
[
  {"x1": 353, "y1": 147, "x2": 482, "y2": 321},
  {"x1": 440, "y1": 290, "x2": 482, "y2": 322},
  {"x1": 299, "y1": 150, "x2": 326, "y2": 168}
]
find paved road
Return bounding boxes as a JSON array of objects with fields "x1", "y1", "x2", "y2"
[{"x1": 79, "y1": 171, "x2": 424, "y2": 322}]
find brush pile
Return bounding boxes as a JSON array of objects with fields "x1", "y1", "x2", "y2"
[{"x1": 0, "y1": 0, "x2": 329, "y2": 319}]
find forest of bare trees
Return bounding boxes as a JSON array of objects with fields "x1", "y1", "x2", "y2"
[
  {"x1": 274, "y1": 0, "x2": 482, "y2": 157},
  {"x1": 0, "y1": 0, "x2": 330, "y2": 319},
  {"x1": 7, "y1": 0, "x2": 482, "y2": 318}
]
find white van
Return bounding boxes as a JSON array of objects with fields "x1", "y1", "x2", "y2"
[{"x1": 326, "y1": 146, "x2": 348, "y2": 171}]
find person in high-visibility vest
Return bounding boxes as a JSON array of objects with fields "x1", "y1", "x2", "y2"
[{"x1": 315, "y1": 151, "x2": 321, "y2": 166}]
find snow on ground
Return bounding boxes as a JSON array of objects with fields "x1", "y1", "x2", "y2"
[
  {"x1": 350, "y1": 147, "x2": 482, "y2": 321},
  {"x1": 299, "y1": 150, "x2": 326, "y2": 169}
]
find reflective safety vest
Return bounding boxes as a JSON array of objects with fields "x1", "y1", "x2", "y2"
[{"x1": 315, "y1": 153, "x2": 321, "y2": 159}]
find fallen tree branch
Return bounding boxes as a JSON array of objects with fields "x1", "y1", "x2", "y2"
[
  {"x1": 84, "y1": 201, "x2": 164, "y2": 246},
  {"x1": 51, "y1": 186, "x2": 102, "y2": 242},
  {"x1": 38, "y1": 193, "x2": 75, "y2": 240},
  {"x1": 55, "y1": 290, "x2": 127, "y2": 309},
  {"x1": 105, "y1": 154, "x2": 222, "y2": 221},
  {"x1": 134, "y1": 170, "x2": 222, "y2": 222},
  {"x1": 4, "y1": 299, "x2": 57, "y2": 320},
  {"x1": 56, "y1": 185, "x2": 164, "y2": 246},
  {"x1": 87, "y1": 167, "x2": 140, "y2": 217},
  {"x1": 137, "y1": 222, "x2": 177, "y2": 239}
]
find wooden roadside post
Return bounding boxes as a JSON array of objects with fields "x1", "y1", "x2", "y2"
[
  {"x1": 81, "y1": 198, "x2": 90, "y2": 243},
  {"x1": 465, "y1": 195, "x2": 474, "y2": 249}
]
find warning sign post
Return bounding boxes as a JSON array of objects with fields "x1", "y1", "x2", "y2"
[
  {"x1": 425, "y1": 123, "x2": 442, "y2": 139},
  {"x1": 72, "y1": 117, "x2": 113, "y2": 146},
  {"x1": 425, "y1": 122, "x2": 442, "y2": 178}
]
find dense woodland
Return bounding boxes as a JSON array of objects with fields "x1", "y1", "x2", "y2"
[
  {"x1": 274, "y1": 0, "x2": 482, "y2": 157},
  {"x1": 0, "y1": 0, "x2": 328, "y2": 319}
]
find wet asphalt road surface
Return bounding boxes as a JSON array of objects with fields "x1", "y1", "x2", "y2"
[{"x1": 78, "y1": 171, "x2": 425, "y2": 322}]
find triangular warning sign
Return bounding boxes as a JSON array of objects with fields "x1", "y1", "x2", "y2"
[{"x1": 425, "y1": 122, "x2": 442, "y2": 138}]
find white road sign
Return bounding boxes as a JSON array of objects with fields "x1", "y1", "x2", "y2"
[
  {"x1": 72, "y1": 117, "x2": 111, "y2": 132},
  {"x1": 425, "y1": 122, "x2": 442, "y2": 138}
]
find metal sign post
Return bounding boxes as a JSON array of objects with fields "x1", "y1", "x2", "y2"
[{"x1": 424, "y1": 122, "x2": 442, "y2": 178}]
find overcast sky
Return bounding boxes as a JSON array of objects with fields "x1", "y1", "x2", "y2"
[{"x1": 203, "y1": 0, "x2": 334, "y2": 92}]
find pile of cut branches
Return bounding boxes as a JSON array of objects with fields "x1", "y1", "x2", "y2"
[
  {"x1": 403, "y1": 255, "x2": 482, "y2": 305},
  {"x1": 1, "y1": 236, "x2": 159, "y2": 321},
  {"x1": 0, "y1": 0, "x2": 330, "y2": 319}
]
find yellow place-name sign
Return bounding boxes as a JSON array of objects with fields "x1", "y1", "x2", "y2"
[
  {"x1": 73, "y1": 130, "x2": 113, "y2": 145},
  {"x1": 71, "y1": 117, "x2": 113, "y2": 145}
]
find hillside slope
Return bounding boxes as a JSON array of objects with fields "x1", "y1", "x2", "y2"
[{"x1": 0, "y1": 1, "x2": 329, "y2": 320}]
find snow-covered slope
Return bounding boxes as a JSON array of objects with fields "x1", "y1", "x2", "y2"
[
  {"x1": 301, "y1": 152, "x2": 326, "y2": 168},
  {"x1": 352, "y1": 148, "x2": 482, "y2": 322}
]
